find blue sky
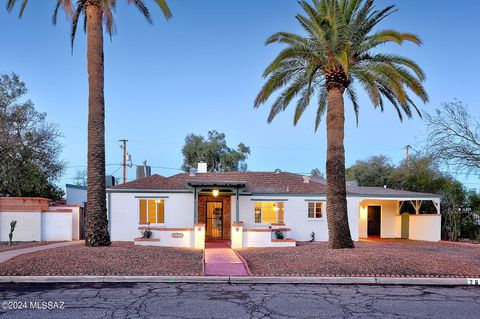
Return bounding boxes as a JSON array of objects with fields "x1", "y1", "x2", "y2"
[{"x1": 1, "y1": 0, "x2": 479, "y2": 189}]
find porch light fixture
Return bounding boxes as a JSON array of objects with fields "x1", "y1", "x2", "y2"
[{"x1": 212, "y1": 189, "x2": 219, "y2": 197}]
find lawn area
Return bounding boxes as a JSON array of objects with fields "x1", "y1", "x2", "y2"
[
  {"x1": 0, "y1": 241, "x2": 61, "y2": 253},
  {"x1": 0, "y1": 242, "x2": 203, "y2": 276},
  {"x1": 237, "y1": 239, "x2": 480, "y2": 277}
]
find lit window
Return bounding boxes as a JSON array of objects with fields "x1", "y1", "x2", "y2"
[
  {"x1": 254, "y1": 202, "x2": 284, "y2": 224},
  {"x1": 308, "y1": 202, "x2": 323, "y2": 219},
  {"x1": 139, "y1": 199, "x2": 165, "y2": 224}
]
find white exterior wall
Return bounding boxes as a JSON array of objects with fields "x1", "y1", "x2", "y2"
[
  {"x1": 41, "y1": 212, "x2": 72, "y2": 241},
  {"x1": 109, "y1": 192, "x2": 195, "y2": 243},
  {"x1": 66, "y1": 186, "x2": 87, "y2": 207},
  {"x1": 108, "y1": 191, "x2": 442, "y2": 247},
  {"x1": 237, "y1": 195, "x2": 359, "y2": 242},
  {"x1": 0, "y1": 212, "x2": 42, "y2": 241},
  {"x1": 409, "y1": 215, "x2": 441, "y2": 241},
  {"x1": 358, "y1": 199, "x2": 398, "y2": 238}
]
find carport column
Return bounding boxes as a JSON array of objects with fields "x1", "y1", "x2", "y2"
[
  {"x1": 235, "y1": 188, "x2": 240, "y2": 223},
  {"x1": 193, "y1": 187, "x2": 198, "y2": 224},
  {"x1": 231, "y1": 222, "x2": 243, "y2": 249}
]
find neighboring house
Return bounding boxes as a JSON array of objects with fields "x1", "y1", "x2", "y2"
[
  {"x1": 66, "y1": 184, "x2": 87, "y2": 207},
  {"x1": 0, "y1": 197, "x2": 80, "y2": 242},
  {"x1": 107, "y1": 165, "x2": 441, "y2": 248}
]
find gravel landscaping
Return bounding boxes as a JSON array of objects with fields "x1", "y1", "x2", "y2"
[
  {"x1": 0, "y1": 242, "x2": 203, "y2": 276},
  {"x1": 0, "y1": 241, "x2": 61, "y2": 253},
  {"x1": 237, "y1": 239, "x2": 480, "y2": 277}
]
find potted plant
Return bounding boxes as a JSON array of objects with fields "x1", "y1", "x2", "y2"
[
  {"x1": 141, "y1": 223, "x2": 152, "y2": 239},
  {"x1": 275, "y1": 230, "x2": 284, "y2": 240}
]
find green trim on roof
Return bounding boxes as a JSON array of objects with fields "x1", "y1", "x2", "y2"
[
  {"x1": 348, "y1": 194, "x2": 440, "y2": 199},
  {"x1": 134, "y1": 196, "x2": 170, "y2": 199},
  {"x1": 107, "y1": 189, "x2": 191, "y2": 194},
  {"x1": 249, "y1": 193, "x2": 326, "y2": 197}
]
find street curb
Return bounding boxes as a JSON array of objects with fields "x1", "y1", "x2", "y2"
[{"x1": 0, "y1": 276, "x2": 474, "y2": 286}]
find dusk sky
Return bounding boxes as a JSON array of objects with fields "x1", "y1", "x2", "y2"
[{"x1": 1, "y1": 0, "x2": 479, "y2": 189}]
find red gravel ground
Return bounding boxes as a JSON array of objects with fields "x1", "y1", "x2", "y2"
[
  {"x1": 237, "y1": 239, "x2": 480, "y2": 277},
  {"x1": 0, "y1": 242, "x2": 203, "y2": 276},
  {"x1": 0, "y1": 241, "x2": 62, "y2": 253}
]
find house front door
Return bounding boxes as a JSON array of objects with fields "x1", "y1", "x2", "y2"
[
  {"x1": 206, "y1": 202, "x2": 223, "y2": 238},
  {"x1": 367, "y1": 206, "x2": 381, "y2": 236}
]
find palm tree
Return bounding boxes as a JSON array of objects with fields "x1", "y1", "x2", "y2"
[
  {"x1": 254, "y1": 0, "x2": 428, "y2": 248},
  {"x1": 7, "y1": 0, "x2": 172, "y2": 246}
]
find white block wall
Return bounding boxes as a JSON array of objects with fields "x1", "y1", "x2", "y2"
[
  {"x1": 41, "y1": 212, "x2": 72, "y2": 241},
  {"x1": 0, "y1": 212, "x2": 41, "y2": 241},
  {"x1": 409, "y1": 215, "x2": 441, "y2": 242}
]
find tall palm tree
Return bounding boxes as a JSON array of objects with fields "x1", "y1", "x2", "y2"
[
  {"x1": 254, "y1": 0, "x2": 428, "y2": 248},
  {"x1": 7, "y1": 0, "x2": 172, "y2": 246}
]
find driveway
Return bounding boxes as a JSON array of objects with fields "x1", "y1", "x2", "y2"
[{"x1": 0, "y1": 283, "x2": 479, "y2": 318}]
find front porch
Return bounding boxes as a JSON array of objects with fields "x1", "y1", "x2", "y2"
[{"x1": 358, "y1": 197, "x2": 441, "y2": 242}]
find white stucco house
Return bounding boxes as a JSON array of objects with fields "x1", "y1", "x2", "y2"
[{"x1": 107, "y1": 166, "x2": 442, "y2": 249}]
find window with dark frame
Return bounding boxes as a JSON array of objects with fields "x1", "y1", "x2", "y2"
[{"x1": 308, "y1": 202, "x2": 323, "y2": 219}]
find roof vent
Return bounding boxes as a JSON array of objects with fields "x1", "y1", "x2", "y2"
[
  {"x1": 274, "y1": 169, "x2": 282, "y2": 174},
  {"x1": 198, "y1": 162, "x2": 207, "y2": 174},
  {"x1": 303, "y1": 176, "x2": 311, "y2": 184},
  {"x1": 189, "y1": 167, "x2": 197, "y2": 176}
]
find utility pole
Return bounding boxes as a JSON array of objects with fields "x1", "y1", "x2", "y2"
[
  {"x1": 119, "y1": 139, "x2": 128, "y2": 184},
  {"x1": 405, "y1": 144, "x2": 412, "y2": 162}
]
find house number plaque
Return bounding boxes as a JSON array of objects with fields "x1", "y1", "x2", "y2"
[{"x1": 172, "y1": 233, "x2": 184, "y2": 239}]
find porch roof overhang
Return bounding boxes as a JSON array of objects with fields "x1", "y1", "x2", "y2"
[{"x1": 186, "y1": 180, "x2": 247, "y2": 190}]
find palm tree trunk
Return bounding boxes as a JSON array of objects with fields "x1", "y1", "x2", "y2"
[
  {"x1": 326, "y1": 87, "x2": 354, "y2": 249},
  {"x1": 85, "y1": 3, "x2": 111, "y2": 247}
]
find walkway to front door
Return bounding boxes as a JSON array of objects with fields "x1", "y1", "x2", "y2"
[{"x1": 204, "y1": 240, "x2": 250, "y2": 276}]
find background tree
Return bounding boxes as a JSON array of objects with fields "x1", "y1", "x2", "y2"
[
  {"x1": 254, "y1": 0, "x2": 428, "y2": 248},
  {"x1": 74, "y1": 169, "x2": 88, "y2": 186},
  {"x1": 0, "y1": 73, "x2": 64, "y2": 200},
  {"x1": 7, "y1": 0, "x2": 171, "y2": 247},
  {"x1": 310, "y1": 168, "x2": 324, "y2": 178},
  {"x1": 346, "y1": 155, "x2": 394, "y2": 187},
  {"x1": 182, "y1": 131, "x2": 251, "y2": 172},
  {"x1": 424, "y1": 101, "x2": 480, "y2": 174}
]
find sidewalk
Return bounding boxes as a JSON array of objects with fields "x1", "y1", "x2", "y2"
[
  {"x1": 0, "y1": 241, "x2": 83, "y2": 263},
  {"x1": 204, "y1": 241, "x2": 249, "y2": 276},
  {"x1": 0, "y1": 275, "x2": 473, "y2": 286}
]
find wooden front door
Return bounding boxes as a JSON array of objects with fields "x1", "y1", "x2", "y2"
[
  {"x1": 367, "y1": 206, "x2": 381, "y2": 236},
  {"x1": 206, "y1": 202, "x2": 223, "y2": 238}
]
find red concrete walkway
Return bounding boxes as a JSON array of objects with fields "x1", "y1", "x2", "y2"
[{"x1": 204, "y1": 240, "x2": 249, "y2": 276}]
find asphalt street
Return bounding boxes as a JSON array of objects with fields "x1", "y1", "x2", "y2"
[{"x1": 0, "y1": 283, "x2": 479, "y2": 318}]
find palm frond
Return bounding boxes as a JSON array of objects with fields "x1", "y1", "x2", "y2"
[{"x1": 255, "y1": 0, "x2": 427, "y2": 130}]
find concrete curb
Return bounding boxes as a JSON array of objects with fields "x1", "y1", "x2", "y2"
[{"x1": 0, "y1": 276, "x2": 473, "y2": 286}]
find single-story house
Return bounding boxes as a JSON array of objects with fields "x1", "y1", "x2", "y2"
[{"x1": 107, "y1": 164, "x2": 441, "y2": 248}]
